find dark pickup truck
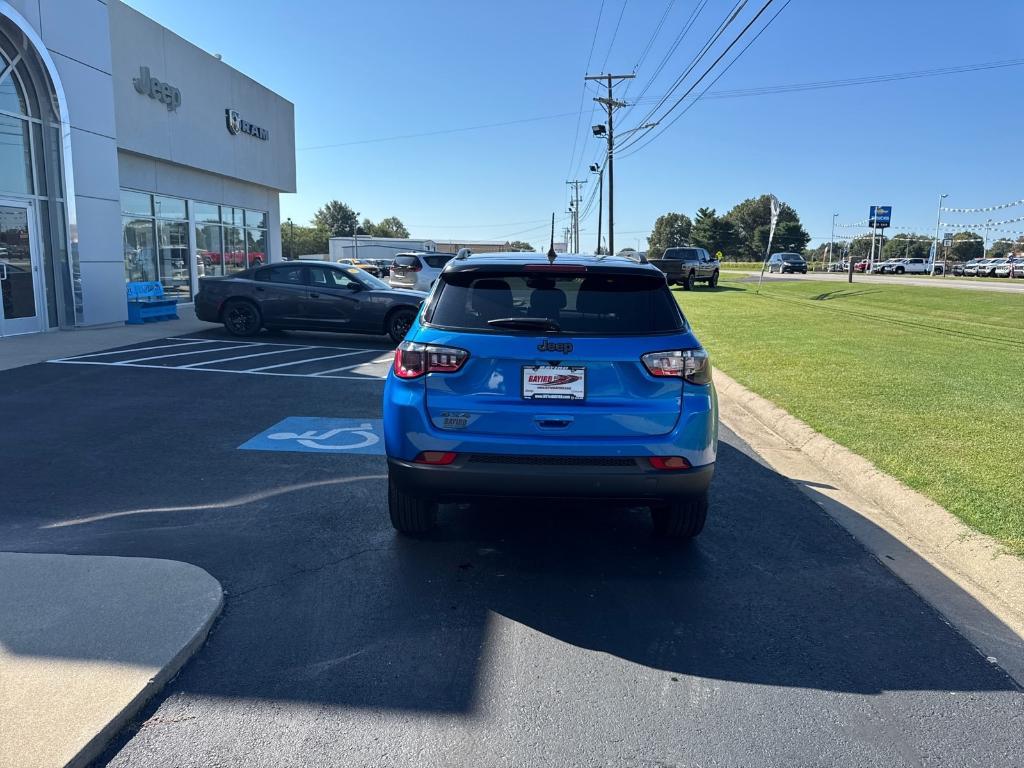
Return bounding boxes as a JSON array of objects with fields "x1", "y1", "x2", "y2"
[{"x1": 648, "y1": 246, "x2": 720, "y2": 290}]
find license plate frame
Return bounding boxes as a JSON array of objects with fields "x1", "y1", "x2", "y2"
[{"x1": 522, "y1": 365, "x2": 587, "y2": 401}]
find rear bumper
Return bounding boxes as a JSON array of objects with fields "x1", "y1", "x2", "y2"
[
  {"x1": 388, "y1": 456, "x2": 714, "y2": 502},
  {"x1": 194, "y1": 294, "x2": 220, "y2": 323}
]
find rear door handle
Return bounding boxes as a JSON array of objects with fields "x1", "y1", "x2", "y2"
[
  {"x1": 535, "y1": 416, "x2": 573, "y2": 429},
  {"x1": 309, "y1": 292, "x2": 321, "y2": 298}
]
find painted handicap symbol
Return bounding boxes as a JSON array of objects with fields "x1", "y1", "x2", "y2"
[
  {"x1": 239, "y1": 417, "x2": 386, "y2": 455},
  {"x1": 266, "y1": 423, "x2": 379, "y2": 451}
]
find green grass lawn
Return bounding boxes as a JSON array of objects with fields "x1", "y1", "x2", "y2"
[{"x1": 676, "y1": 275, "x2": 1024, "y2": 555}]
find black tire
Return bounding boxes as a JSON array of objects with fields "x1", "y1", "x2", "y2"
[
  {"x1": 895, "y1": 267, "x2": 905, "y2": 274},
  {"x1": 709, "y1": 270, "x2": 719, "y2": 288},
  {"x1": 386, "y1": 307, "x2": 417, "y2": 344},
  {"x1": 388, "y1": 476, "x2": 437, "y2": 534},
  {"x1": 650, "y1": 492, "x2": 708, "y2": 539},
  {"x1": 683, "y1": 271, "x2": 695, "y2": 291},
  {"x1": 222, "y1": 299, "x2": 262, "y2": 337}
]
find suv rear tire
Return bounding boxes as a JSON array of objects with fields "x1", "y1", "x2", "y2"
[
  {"x1": 650, "y1": 492, "x2": 708, "y2": 539},
  {"x1": 388, "y1": 476, "x2": 437, "y2": 534}
]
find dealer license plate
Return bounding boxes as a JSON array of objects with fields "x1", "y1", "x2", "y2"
[{"x1": 522, "y1": 365, "x2": 586, "y2": 400}]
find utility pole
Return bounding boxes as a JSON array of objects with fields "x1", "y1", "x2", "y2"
[
  {"x1": 586, "y1": 73, "x2": 634, "y2": 256},
  {"x1": 566, "y1": 179, "x2": 587, "y2": 253},
  {"x1": 590, "y1": 163, "x2": 603, "y2": 254}
]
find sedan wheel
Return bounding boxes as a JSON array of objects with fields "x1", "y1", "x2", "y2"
[
  {"x1": 387, "y1": 308, "x2": 416, "y2": 344},
  {"x1": 223, "y1": 300, "x2": 261, "y2": 337}
]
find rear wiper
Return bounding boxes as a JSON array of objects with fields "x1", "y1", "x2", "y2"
[{"x1": 487, "y1": 317, "x2": 562, "y2": 332}]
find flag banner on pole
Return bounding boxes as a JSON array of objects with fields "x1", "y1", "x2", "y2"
[
  {"x1": 941, "y1": 197, "x2": 1024, "y2": 214},
  {"x1": 940, "y1": 214, "x2": 1024, "y2": 228}
]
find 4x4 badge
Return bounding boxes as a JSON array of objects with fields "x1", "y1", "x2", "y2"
[{"x1": 537, "y1": 339, "x2": 573, "y2": 354}]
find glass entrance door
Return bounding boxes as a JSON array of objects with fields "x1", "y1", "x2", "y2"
[{"x1": 0, "y1": 202, "x2": 42, "y2": 336}]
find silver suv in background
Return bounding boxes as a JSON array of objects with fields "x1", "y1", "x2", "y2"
[{"x1": 388, "y1": 252, "x2": 454, "y2": 292}]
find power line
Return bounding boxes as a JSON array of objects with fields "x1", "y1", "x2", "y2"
[
  {"x1": 702, "y1": 57, "x2": 1024, "y2": 100},
  {"x1": 299, "y1": 111, "x2": 579, "y2": 150},
  {"x1": 618, "y1": 0, "x2": 790, "y2": 157},
  {"x1": 600, "y1": 0, "x2": 631, "y2": 72},
  {"x1": 565, "y1": 0, "x2": 607, "y2": 183},
  {"x1": 626, "y1": 0, "x2": 710, "y2": 109},
  {"x1": 625, "y1": 0, "x2": 750, "y2": 133}
]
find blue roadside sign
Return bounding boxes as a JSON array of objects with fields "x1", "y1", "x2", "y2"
[{"x1": 869, "y1": 205, "x2": 892, "y2": 229}]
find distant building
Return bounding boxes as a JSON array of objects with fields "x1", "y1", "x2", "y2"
[
  {"x1": 432, "y1": 240, "x2": 513, "y2": 254},
  {"x1": 329, "y1": 237, "x2": 437, "y2": 262}
]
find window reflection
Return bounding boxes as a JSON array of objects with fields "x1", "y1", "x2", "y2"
[
  {"x1": 245, "y1": 227, "x2": 267, "y2": 267},
  {"x1": 123, "y1": 217, "x2": 157, "y2": 283},
  {"x1": 224, "y1": 226, "x2": 245, "y2": 275},
  {"x1": 195, "y1": 221, "x2": 223, "y2": 277},
  {"x1": 0, "y1": 114, "x2": 32, "y2": 194},
  {"x1": 157, "y1": 219, "x2": 190, "y2": 301}
]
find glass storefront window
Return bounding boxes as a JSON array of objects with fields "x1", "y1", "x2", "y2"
[
  {"x1": 194, "y1": 202, "x2": 220, "y2": 223},
  {"x1": 157, "y1": 219, "x2": 190, "y2": 301},
  {"x1": 153, "y1": 195, "x2": 187, "y2": 220},
  {"x1": 195, "y1": 221, "x2": 223, "y2": 277},
  {"x1": 245, "y1": 228, "x2": 267, "y2": 267},
  {"x1": 120, "y1": 190, "x2": 152, "y2": 217},
  {"x1": 245, "y1": 210, "x2": 267, "y2": 229},
  {"x1": 229, "y1": 207, "x2": 244, "y2": 227},
  {"x1": 123, "y1": 216, "x2": 157, "y2": 283},
  {"x1": 0, "y1": 113, "x2": 33, "y2": 194},
  {"x1": 224, "y1": 225, "x2": 245, "y2": 275}
]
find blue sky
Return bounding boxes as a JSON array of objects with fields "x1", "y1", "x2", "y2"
[{"x1": 127, "y1": 0, "x2": 1024, "y2": 250}]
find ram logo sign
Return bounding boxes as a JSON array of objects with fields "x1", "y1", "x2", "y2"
[{"x1": 226, "y1": 108, "x2": 269, "y2": 141}]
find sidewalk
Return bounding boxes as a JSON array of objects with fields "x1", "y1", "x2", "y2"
[
  {"x1": 0, "y1": 304, "x2": 209, "y2": 372},
  {"x1": 0, "y1": 553, "x2": 223, "y2": 768}
]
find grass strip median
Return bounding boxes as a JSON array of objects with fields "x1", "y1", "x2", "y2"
[{"x1": 677, "y1": 276, "x2": 1024, "y2": 555}]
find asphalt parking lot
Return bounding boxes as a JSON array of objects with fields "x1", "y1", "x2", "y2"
[{"x1": 2, "y1": 328, "x2": 1022, "y2": 767}]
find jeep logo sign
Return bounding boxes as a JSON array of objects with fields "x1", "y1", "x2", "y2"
[
  {"x1": 537, "y1": 339, "x2": 573, "y2": 354},
  {"x1": 133, "y1": 66, "x2": 181, "y2": 111},
  {"x1": 226, "y1": 108, "x2": 269, "y2": 141}
]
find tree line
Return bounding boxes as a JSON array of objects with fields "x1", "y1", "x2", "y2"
[
  {"x1": 283, "y1": 199, "x2": 534, "y2": 258},
  {"x1": 646, "y1": 194, "x2": 811, "y2": 261}
]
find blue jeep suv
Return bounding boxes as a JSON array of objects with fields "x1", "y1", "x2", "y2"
[{"x1": 382, "y1": 251, "x2": 718, "y2": 538}]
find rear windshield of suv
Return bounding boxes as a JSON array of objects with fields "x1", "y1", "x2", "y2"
[
  {"x1": 423, "y1": 254, "x2": 454, "y2": 269},
  {"x1": 425, "y1": 271, "x2": 685, "y2": 335}
]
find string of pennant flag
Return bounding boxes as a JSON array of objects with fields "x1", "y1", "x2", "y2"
[
  {"x1": 940, "y1": 214, "x2": 1024, "y2": 229},
  {"x1": 940, "y1": 197, "x2": 1024, "y2": 213}
]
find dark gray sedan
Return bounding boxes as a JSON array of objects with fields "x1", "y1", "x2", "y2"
[{"x1": 195, "y1": 261, "x2": 427, "y2": 342}]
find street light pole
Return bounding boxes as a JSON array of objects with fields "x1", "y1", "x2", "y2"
[
  {"x1": 931, "y1": 193, "x2": 947, "y2": 275},
  {"x1": 591, "y1": 163, "x2": 603, "y2": 254},
  {"x1": 828, "y1": 212, "x2": 837, "y2": 272},
  {"x1": 286, "y1": 217, "x2": 293, "y2": 260}
]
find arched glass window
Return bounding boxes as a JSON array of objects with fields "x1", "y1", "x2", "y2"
[{"x1": 0, "y1": 58, "x2": 28, "y2": 116}]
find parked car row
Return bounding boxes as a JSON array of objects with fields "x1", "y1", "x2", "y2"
[
  {"x1": 952, "y1": 257, "x2": 1024, "y2": 278},
  {"x1": 853, "y1": 258, "x2": 943, "y2": 275}
]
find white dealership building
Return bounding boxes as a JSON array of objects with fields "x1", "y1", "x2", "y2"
[{"x1": 0, "y1": 0, "x2": 295, "y2": 337}]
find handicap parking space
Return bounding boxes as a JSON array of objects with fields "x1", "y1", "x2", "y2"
[{"x1": 46, "y1": 333, "x2": 396, "y2": 381}]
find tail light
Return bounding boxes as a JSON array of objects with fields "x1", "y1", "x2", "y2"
[
  {"x1": 393, "y1": 341, "x2": 469, "y2": 379},
  {"x1": 641, "y1": 348, "x2": 711, "y2": 385},
  {"x1": 414, "y1": 451, "x2": 457, "y2": 465},
  {"x1": 648, "y1": 456, "x2": 691, "y2": 470}
]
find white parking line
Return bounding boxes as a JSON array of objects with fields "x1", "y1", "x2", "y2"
[
  {"x1": 177, "y1": 346, "x2": 317, "y2": 368},
  {"x1": 49, "y1": 339, "x2": 219, "y2": 361},
  {"x1": 312, "y1": 352, "x2": 395, "y2": 376},
  {"x1": 173, "y1": 337, "x2": 370, "y2": 351},
  {"x1": 47, "y1": 359, "x2": 388, "y2": 380},
  {"x1": 112, "y1": 344, "x2": 257, "y2": 364},
  {"x1": 245, "y1": 350, "x2": 369, "y2": 372}
]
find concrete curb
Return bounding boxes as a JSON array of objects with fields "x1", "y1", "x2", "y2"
[
  {"x1": 71, "y1": 570, "x2": 224, "y2": 768},
  {"x1": 0, "y1": 554, "x2": 224, "y2": 768},
  {"x1": 714, "y1": 368, "x2": 1024, "y2": 685}
]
